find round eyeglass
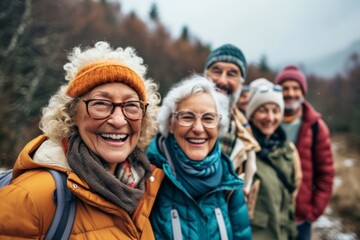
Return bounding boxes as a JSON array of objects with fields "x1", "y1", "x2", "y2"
[
  {"x1": 83, "y1": 99, "x2": 148, "y2": 120},
  {"x1": 172, "y1": 111, "x2": 222, "y2": 129}
]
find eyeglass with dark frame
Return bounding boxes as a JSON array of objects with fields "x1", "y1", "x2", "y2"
[
  {"x1": 83, "y1": 99, "x2": 148, "y2": 120},
  {"x1": 172, "y1": 111, "x2": 222, "y2": 129}
]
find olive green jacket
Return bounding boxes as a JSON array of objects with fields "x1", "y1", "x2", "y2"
[{"x1": 251, "y1": 141, "x2": 298, "y2": 240}]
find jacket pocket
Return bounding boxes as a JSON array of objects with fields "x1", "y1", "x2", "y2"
[{"x1": 251, "y1": 211, "x2": 269, "y2": 228}]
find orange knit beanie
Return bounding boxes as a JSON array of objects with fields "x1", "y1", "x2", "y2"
[{"x1": 66, "y1": 61, "x2": 146, "y2": 101}]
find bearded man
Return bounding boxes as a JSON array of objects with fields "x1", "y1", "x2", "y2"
[
  {"x1": 204, "y1": 44, "x2": 260, "y2": 197},
  {"x1": 275, "y1": 65, "x2": 334, "y2": 240}
]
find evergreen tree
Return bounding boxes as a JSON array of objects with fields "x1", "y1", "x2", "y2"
[
  {"x1": 180, "y1": 26, "x2": 189, "y2": 41},
  {"x1": 258, "y1": 55, "x2": 269, "y2": 72},
  {"x1": 149, "y1": 3, "x2": 159, "y2": 21}
]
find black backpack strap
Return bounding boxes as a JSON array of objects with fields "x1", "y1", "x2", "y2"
[
  {"x1": 45, "y1": 170, "x2": 76, "y2": 240},
  {"x1": 311, "y1": 121, "x2": 319, "y2": 186},
  {"x1": 311, "y1": 121, "x2": 318, "y2": 154},
  {"x1": 262, "y1": 156, "x2": 296, "y2": 194}
]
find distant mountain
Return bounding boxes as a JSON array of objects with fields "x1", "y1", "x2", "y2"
[{"x1": 301, "y1": 39, "x2": 360, "y2": 78}]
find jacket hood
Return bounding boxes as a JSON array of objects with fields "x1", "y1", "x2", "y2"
[
  {"x1": 13, "y1": 135, "x2": 70, "y2": 179},
  {"x1": 146, "y1": 135, "x2": 167, "y2": 167}
]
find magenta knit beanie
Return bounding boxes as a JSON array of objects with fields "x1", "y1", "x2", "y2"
[{"x1": 274, "y1": 65, "x2": 307, "y2": 95}]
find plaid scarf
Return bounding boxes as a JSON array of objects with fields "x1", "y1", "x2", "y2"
[{"x1": 219, "y1": 121, "x2": 237, "y2": 156}]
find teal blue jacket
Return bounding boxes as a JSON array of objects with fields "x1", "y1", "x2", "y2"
[{"x1": 146, "y1": 135, "x2": 252, "y2": 240}]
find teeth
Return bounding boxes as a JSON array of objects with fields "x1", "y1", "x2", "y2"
[
  {"x1": 188, "y1": 138, "x2": 206, "y2": 144},
  {"x1": 101, "y1": 133, "x2": 127, "y2": 140}
]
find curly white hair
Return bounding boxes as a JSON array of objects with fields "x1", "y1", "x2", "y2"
[{"x1": 40, "y1": 41, "x2": 160, "y2": 151}]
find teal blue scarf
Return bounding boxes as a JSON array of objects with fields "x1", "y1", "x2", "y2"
[{"x1": 165, "y1": 134, "x2": 223, "y2": 199}]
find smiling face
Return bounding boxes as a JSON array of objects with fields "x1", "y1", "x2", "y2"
[
  {"x1": 76, "y1": 82, "x2": 142, "y2": 169},
  {"x1": 251, "y1": 103, "x2": 282, "y2": 138},
  {"x1": 169, "y1": 92, "x2": 219, "y2": 161},
  {"x1": 206, "y1": 62, "x2": 242, "y2": 96},
  {"x1": 281, "y1": 80, "x2": 304, "y2": 113}
]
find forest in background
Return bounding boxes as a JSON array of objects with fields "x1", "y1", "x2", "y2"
[{"x1": 1, "y1": 0, "x2": 360, "y2": 168}]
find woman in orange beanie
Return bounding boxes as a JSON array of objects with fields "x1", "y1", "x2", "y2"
[{"x1": 0, "y1": 41, "x2": 163, "y2": 239}]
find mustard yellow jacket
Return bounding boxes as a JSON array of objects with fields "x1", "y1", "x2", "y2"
[{"x1": 0, "y1": 135, "x2": 164, "y2": 239}]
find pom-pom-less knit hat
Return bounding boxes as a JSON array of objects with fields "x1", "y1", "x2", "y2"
[
  {"x1": 274, "y1": 65, "x2": 307, "y2": 95},
  {"x1": 66, "y1": 60, "x2": 147, "y2": 101},
  {"x1": 205, "y1": 44, "x2": 247, "y2": 78},
  {"x1": 246, "y1": 78, "x2": 284, "y2": 119}
]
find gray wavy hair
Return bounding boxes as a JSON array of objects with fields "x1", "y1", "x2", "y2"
[
  {"x1": 39, "y1": 41, "x2": 160, "y2": 151},
  {"x1": 157, "y1": 75, "x2": 230, "y2": 137}
]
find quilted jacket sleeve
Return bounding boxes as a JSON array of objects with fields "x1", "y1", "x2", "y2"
[
  {"x1": 227, "y1": 188, "x2": 252, "y2": 240},
  {"x1": 0, "y1": 171, "x2": 56, "y2": 239},
  {"x1": 311, "y1": 119, "x2": 334, "y2": 220}
]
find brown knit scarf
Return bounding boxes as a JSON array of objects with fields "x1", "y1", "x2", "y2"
[{"x1": 67, "y1": 133, "x2": 153, "y2": 214}]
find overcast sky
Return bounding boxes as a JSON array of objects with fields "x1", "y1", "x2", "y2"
[{"x1": 119, "y1": 0, "x2": 360, "y2": 67}]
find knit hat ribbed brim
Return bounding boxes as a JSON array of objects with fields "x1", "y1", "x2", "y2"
[
  {"x1": 274, "y1": 65, "x2": 307, "y2": 95},
  {"x1": 246, "y1": 78, "x2": 284, "y2": 119},
  {"x1": 205, "y1": 44, "x2": 247, "y2": 78},
  {"x1": 66, "y1": 61, "x2": 146, "y2": 101}
]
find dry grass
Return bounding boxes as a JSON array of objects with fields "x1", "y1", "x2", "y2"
[{"x1": 330, "y1": 134, "x2": 360, "y2": 236}]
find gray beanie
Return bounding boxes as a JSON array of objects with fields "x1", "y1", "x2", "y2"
[
  {"x1": 246, "y1": 78, "x2": 284, "y2": 119},
  {"x1": 205, "y1": 44, "x2": 247, "y2": 78}
]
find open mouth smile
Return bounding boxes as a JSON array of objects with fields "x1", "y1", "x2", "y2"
[
  {"x1": 101, "y1": 133, "x2": 128, "y2": 142},
  {"x1": 187, "y1": 138, "x2": 207, "y2": 144}
]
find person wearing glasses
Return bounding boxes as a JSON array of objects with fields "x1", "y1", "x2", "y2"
[
  {"x1": 246, "y1": 78, "x2": 302, "y2": 240},
  {"x1": 0, "y1": 41, "x2": 163, "y2": 239},
  {"x1": 146, "y1": 75, "x2": 251, "y2": 240}
]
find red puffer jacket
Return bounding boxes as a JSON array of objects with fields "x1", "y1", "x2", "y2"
[{"x1": 295, "y1": 101, "x2": 334, "y2": 222}]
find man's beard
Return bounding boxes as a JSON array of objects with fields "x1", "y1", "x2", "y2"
[
  {"x1": 284, "y1": 96, "x2": 305, "y2": 112},
  {"x1": 215, "y1": 84, "x2": 242, "y2": 109},
  {"x1": 215, "y1": 84, "x2": 232, "y2": 96}
]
